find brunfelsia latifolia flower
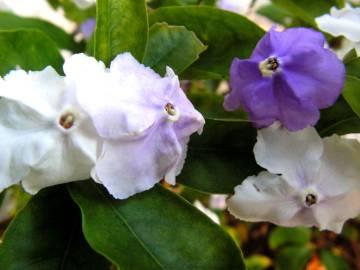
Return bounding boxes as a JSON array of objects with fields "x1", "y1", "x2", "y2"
[
  {"x1": 64, "y1": 53, "x2": 205, "y2": 199},
  {"x1": 227, "y1": 123, "x2": 360, "y2": 233},
  {"x1": 224, "y1": 27, "x2": 345, "y2": 131},
  {"x1": 0, "y1": 67, "x2": 98, "y2": 193},
  {"x1": 316, "y1": 4, "x2": 360, "y2": 56}
]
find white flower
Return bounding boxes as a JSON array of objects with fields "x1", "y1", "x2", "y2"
[
  {"x1": 64, "y1": 53, "x2": 205, "y2": 199},
  {"x1": 216, "y1": 0, "x2": 252, "y2": 14},
  {"x1": 227, "y1": 123, "x2": 360, "y2": 233},
  {"x1": 316, "y1": 4, "x2": 360, "y2": 56},
  {"x1": 0, "y1": 67, "x2": 98, "y2": 194},
  {"x1": 73, "y1": 0, "x2": 96, "y2": 9}
]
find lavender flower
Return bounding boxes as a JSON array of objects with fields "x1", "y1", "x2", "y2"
[
  {"x1": 81, "y1": 18, "x2": 95, "y2": 39},
  {"x1": 64, "y1": 53, "x2": 205, "y2": 199},
  {"x1": 224, "y1": 27, "x2": 345, "y2": 131},
  {"x1": 227, "y1": 123, "x2": 360, "y2": 233}
]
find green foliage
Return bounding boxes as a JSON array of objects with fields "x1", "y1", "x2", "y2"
[
  {"x1": 0, "y1": 12, "x2": 81, "y2": 51},
  {"x1": 319, "y1": 250, "x2": 350, "y2": 270},
  {"x1": 143, "y1": 23, "x2": 207, "y2": 75},
  {"x1": 0, "y1": 29, "x2": 63, "y2": 76},
  {"x1": 0, "y1": 186, "x2": 110, "y2": 270},
  {"x1": 48, "y1": 0, "x2": 96, "y2": 22},
  {"x1": 270, "y1": 0, "x2": 344, "y2": 27},
  {"x1": 68, "y1": 181, "x2": 246, "y2": 270},
  {"x1": 148, "y1": 0, "x2": 198, "y2": 8},
  {"x1": 94, "y1": 0, "x2": 148, "y2": 64},
  {"x1": 269, "y1": 227, "x2": 311, "y2": 250},
  {"x1": 150, "y1": 6, "x2": 265, "y2": 79},
  {"x1": 275, "y1": 246, "x2": 312, "y2": 270},
  {"x1": 256, "y1": 4, "x2": 292, "y2": 26}
]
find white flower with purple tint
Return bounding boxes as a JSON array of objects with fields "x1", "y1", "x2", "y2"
[
  {"x1": 224, "y1": 27, "x2": 345, "y2": 131},
  {"x1": 64, "y1": 53, "x2": 205, "y2": 199},
  {"x1": 316, "y1": 4, "x2": 360, "y2": 56},
  {"x1": 227, "y1": 123, "x2": 360, "y2": 233},
  {"x1": 0, "y1": 67, "x2": 98, "y2": 193}
]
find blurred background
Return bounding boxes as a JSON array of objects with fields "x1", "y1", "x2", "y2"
[{"x1": 0, "y1": 0, "x2": 359, "y2": 269}]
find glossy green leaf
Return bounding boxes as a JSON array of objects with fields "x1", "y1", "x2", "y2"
[
  {"x1": 271, "y1": 0, "x2": 344, "y2": 26},
  {"x1": 95, "y1": 0, "x2": 148, "y2": 64},
  {"x1": 0, "y1": 12, "x2": 81, "y2": 51},
  {"x1": 275, "y1": 246, "x2": 312, "y2": 270},
  {"x1": 68, "y1": 181, "x2": 246, "y2": 270},
  {"x1": 269, "y1": 227, "x2": 311, "y2": 250},
  {"x1": 0, "y1": 186, "x2": 110, "y2": 270},
  {"x1": 143, "y1": 22, "x2": 207, "y2": 75},
  {"x1": 0, "y1": 29, "x2": 63, "y2": 76},
  {"x1": 319, "y1": 250, "x2": 350, "y2": 270},
  {"x1": 149, "y1": 6, "x2": 264, "y2": 79}
]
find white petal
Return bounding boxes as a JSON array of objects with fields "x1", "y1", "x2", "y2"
[
  {"x1": 93, "y1": 125, "x2": 182, "y2": 199},
  {"x1": 22, "y1": 127, "x2": 96, "y2": 194},
  {"x1": 0, "y1": 67, "x2": 65, "y2": 118},
  {"x1": 227, "y1": 171, "x2": 302, "y2": 225},
  {"x1": 254, "y1": 124, "x2": 323, "y2": 189},
  {"x1": 73, "y1": 0, "x2": 96, "y2": 9},
  {"x1": 0, "y1": 99, "x2": 53, "y2": 190},
  {"x1": 315, "y1": 5, "x2": 360, "y2": 42},
  {"x1": 312, "y1": 188, "x2": 360, "y2": 233},
  {"x1": 317, "y1": 135, "x2": 360, "y2": 197}
]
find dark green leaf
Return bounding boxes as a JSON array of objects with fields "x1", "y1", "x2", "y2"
[
  {"x1": 319, "y1": 250, "x2": 350, "y2": 270},
  {"x1": 345, "y1": 57, "x2": 360, "y2": 78},
  {"x1": 269, "y1": 227, "x2": 311, "y2": 250},
  {"x1": 256, "y1": 4, "x2": 292, "y2": 26},
  {"x1": 148, "y1": 0, "x2": 197, "y2": 8},
  {"x1": 271, "y1": 0, "x2": 344, "y2": 26},
  {"x1": 0, "y1": 186, "x2": 110, "y2": 270},
  {"x1": 342, "y1": 76, "x2": 360, "y2": 119},
  {"x1": 95, "y1": 0, "x2": 148, "y2": 64},
  {"x1": 0, "y1": 29, "x2": 63, "y2": 76},
  {"x1": 149, "y1": 6, "x2": 264, "y2": 79},
  {"x1": 143, "y1": 22, "x2": 207, "y2": 75},
  {"x1": 275, "y1": 246, "x2": 312, "y2": 270},
  {"x1": 68, "y1": 181, "x2": 246, "y2": 270},
  {"x1": 0, "y1": 12, "x2": 81, "y2": 51}
]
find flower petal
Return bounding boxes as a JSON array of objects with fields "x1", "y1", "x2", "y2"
[
  {"x1": 0, "y1": 99, "x2": 52, "y2": 190},
  {"x1": 282, "y1": 48, "x2": 345, "y2": 108},
  {"x1": 227, "y1": 171, "x2": 301, "y2": 225},
  {"x1": 0, "y1": 67, "x2": 65, "y2": 118},
  {"x1": 315, "y1": 5, "x2": 360, "y2": 43},
  {"x1": 317, "y1": 135, "x2": 360, "y2": 197},
  {"x1": 312, "y1": 188, "x2": 360, "y2": 233},
  {"x1": 93, "y1": 124, "x2": 182, "y2": 199},
  {"x1": 254, "y1": 124, "x2": 323, "y2": 189},
  {"x1": 225, "y1": 59, "x2": 279, "y2": 127}
]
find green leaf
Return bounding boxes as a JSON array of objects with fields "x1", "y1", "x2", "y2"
[
  {"x1": 345, "y1": 57, "x2": 360, "y2": 78},
  {"x1": 0, "y1": 12, "x2": 81, "y2": 51},
  {"x1": 319, "y1": 250, "x2": 350, "y2": 270},
  {"x1": 148, "y1": 0, "x2": 198, "y2": 8},
  {"x1": 269, "y1": 227, "x2": 311, "y2": 250},
  {"x1": 256, "y1": 4, "x2": 292, "y2": 26},
  {"x1": 48, "y1": 0, "x2": 96, "y2": 23},
  {"x1": 68, "y1": 181, "x2": 246, "y2": 270},
  {"x1": 275, "y1": 246, "x2": 312, "y2": 270},
  {"x1": 0, "y1": 29, "x2": 63, "y2": 76},
  {"x1": 95, "y1": 0, "x2": 148, "y2": 65},
  {"x1": 178, "y1": 118, "x2": 259, "y2": 194},
  {"x1": 0, "y1": 186, "x2": 110, "y2": 270},
  {"x1": 149, "y1": 6, "x2": 265, "y2": 79},
  {"x1": 342, "y1": 76, "x2": 360, "y2": 119},
  {"x1": 143, "y1": 22, "x2": 207, "y2": 75},
  {"x1": 271, "y1": 0, "x2": 344, "y2": 26}
]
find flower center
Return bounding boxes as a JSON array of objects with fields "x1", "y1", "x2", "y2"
[
  {"x1": 305, "y1": 193, "x2": 317, "y2": 207},
  {"x1": 259, "y1": 57, "x2": 280, "y2": 77},
  {"x1": 59, "y1": 112, "x2": 76, "y2": 129},
  {"x1": 165, "y1": 103, "x2": 176, "y2": 116},
  {"x1": 164, "y1": 102, "x2": 180, "y2": 122}
]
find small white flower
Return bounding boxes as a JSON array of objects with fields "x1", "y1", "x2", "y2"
[
  {"x1": 0, "y1": 67, "x2": 98, "y2": 194},
  {"x1": 73, "y1": 0, "x2": 96, "y2": 9},
  {"x1": 227, "y1": 123, "x2": 360, "y2": 233},
  {"x1": 316, "y1": 4, "x2": 360, "y2": 56}
]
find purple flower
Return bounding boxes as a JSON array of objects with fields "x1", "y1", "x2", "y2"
[
  {"x1": 224, "y1": 27, "x2": 345, "y2": 131},
  {"x1": 64, "y1": 53, "x2": 205, "y2": 199},
  {"x1": 80, "y1": 18, "x2": 95, "y2": 39}
]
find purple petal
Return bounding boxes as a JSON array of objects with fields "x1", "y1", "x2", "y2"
[
  {"x1": 81, "y1": 18, "x2": 96, "y2": 39},
  {"x1": 282, "y1": 48, "x2": 345, "y2": 108}
]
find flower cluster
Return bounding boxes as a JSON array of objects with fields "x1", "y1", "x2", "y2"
[
  {"x1": 0, "y1": 53, "x2": 204, "y2": 199},
  {"x1": 225, "y1": 27, "x2": 360, "y2": 233}
]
